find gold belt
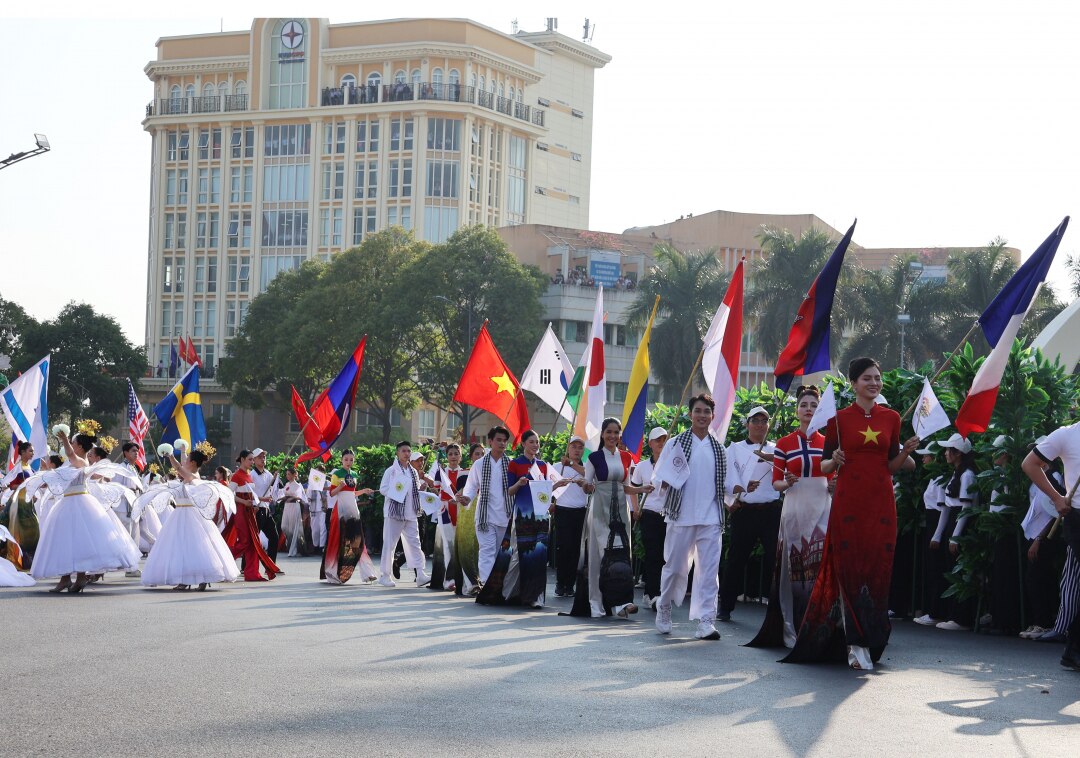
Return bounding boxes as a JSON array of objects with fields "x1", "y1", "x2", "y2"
[{"x1": 64, "y1": 490, "x2": 89, "y2": 497}]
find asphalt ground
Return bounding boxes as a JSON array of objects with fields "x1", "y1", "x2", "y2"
[{"x1": 5, "y1": 555, "x2": 1079, "y2": 757}]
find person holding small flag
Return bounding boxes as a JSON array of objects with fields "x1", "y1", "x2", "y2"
[
  {"x1": 784, "y1": 358, "x2": 919, "y2": 670},
  {"x1": 552, "y1": 435, "x2": 588, "y2": 599},
  {"x1": 748, "y1": 385, "x2": 833, "y2": 649},
  {"x1": 378, "y1": 441, "x2": 430, "y2": 588},
  {"x1": 458, "y1": 427, "x2": 514, "y2": 590},
  {"x1": 629, "y1": 427, "x2": 667, "y2": 610}
]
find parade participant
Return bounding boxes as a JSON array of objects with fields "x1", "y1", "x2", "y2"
[
  {"x1": 925, "y1": 433, "x2": 979, "y2": 632},
  {"x1": 459, "y1": 428, "x2": 513, "y2": 590},
  {"x1": 228, "y1": 450, "x2": 280, "y2": 582},
  {"x1": 1023, "y1": 421, "x2": 1080, "y2": 671},
  {"x1": 453, "y1": 442, "x2": 486, "y2": 595},
  {"x1": 212, "y1": 466, "x2": 231, "y2": 532},
  {"x1": 653, "y1": 394, "x2": 728, "y2": 640},
  {"x1": 307, "y1": 464, "x2": 329, "y2": 553},
  {"x1": 581, "y1": 418, "x2": 644, "y2": 619},
  {"x1": 429, "y1": 443, "x2": 466, "y2": 592},
  {"x1": 748, "y1": 386, "x2": 832, "y2": 648},
  {"x1": 378, "y1": 442, "x2": 430, "y2": 588},
  {"x1": 0, "y1": 524, "x2": 34, "y2": 586},
  {"x1": 629, "y1": 429, "x2": 665, "y2": 610},
  {"x1": 278, "y1": 468, "x2": 308, "y2": 557},
  {"x1": 912, "y1": 446, "x2": 948, "y2": 625},
  {"x1": 30, "y1": 429, "x2": 142, "y2": 593},
  {"x1": 1, "y1": 441, "x2": 39, "y2": 569},
  {"x1": 719, "y1": 406, "x2": 780, "y2": 623},
  {"x1": 321, "y1": 450, "x2": 377, "y2": 585},
  {"x1": 979, "y1": 437, "x2": 1024, "y2": 635},
  {"x1": 478, "y1": 429, "x2": 553, "y2": 607},
  {"x1": 250, "y1": 449, "x2": 280, "y2": 562},
  {"x1": 139, "y1": 446, "x2": 239, "y2": 591},
  {"x1": 552, "y1": 435, "x2": 588, "y2": 599},
  {"x1": 784, "y1": 357, "x2": 918, "y2": 670},
  {"x1": 116, "y1": 441, "x2": 159, "y2": 566}
]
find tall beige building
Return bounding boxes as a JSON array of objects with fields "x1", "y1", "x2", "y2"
[{"x1": 140, "y1": 17, "x2": 609, "y2": 451}]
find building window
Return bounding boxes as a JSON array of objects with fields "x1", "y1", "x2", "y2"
[
  {"x1": 352, "y1": 207, "x2": 377, "y2": 245},
  {"x1": 230, "y1": 165, "x2": 253, "y2": 203},
  {"x1": 390, "y1": 118, "x2": 414, "y2": 151},
  {"x1": 198, "y1": 129, "x2": 210, "y2": 160},
  {"x1": 366, "y1": 72, "x2": 381, "y2": 89},
  {"x1": 228, "y1": 211, "x2": 252, "y2": 249},
  {"x1": 260, "y1": 255, "x2": 305, "y2": 290},
  {"x1": 353, "y1": 159, "x2": 378, "y2": 199},
  {"x1": 227, "y1": 255, "x2": 250, "y2": 294},
  {"x1": 356, "y1": 120, "x2": 380, "y2": 153},
  {"x1": 426, "y1": 160, "x2": 459, "y2": 198},
  {"x1": 423, "y1": 206, "x2": 459, "y2": 244},
  {"x1": 162, "y1": 257, "x2": 173, "y2": 292},
  {"x1": 427, "y1": 118, "x2": 462, "y2": 151},
  {"x1": 321, "y1": 161, "x2": 345, "y2": 200},
  {"x1": 320, "y1": 208, "x2": 343, "y2": 248},
  {"x1": 263, "y1": 124, "x2": 312, "y2": 157},
  {"x1": 261, "y1": 210, "x2": 309, "y2": 248},
  {"x1": 341, "y1": 73, "x2": 356, "y2": 88},
  {"x1": 262, "y1": 164, "x2": 312, "y2": 202},
  {"x1": 269, "y1": 19, "x2": 308, "y2": 109},
  {"x1": 417, "y1": 409, "x2": 435, "y2": 438},
  {"x1": 607, "y1": 382, "x2": 628, "y2": 404},
  {"x1": 231, "y1": 126, "x2": 255, "y2": 159},
  {"x1": 323, "y1": 121, "x2": 346, "y2": 155}
]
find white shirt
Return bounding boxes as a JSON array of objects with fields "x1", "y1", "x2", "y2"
[
  {"x1": 552, "y1": 462, "x2": 587, "y2": 509},
  {"x1": 945, "y1": 469, "x2": 977, "y2": 542},
  {"x1": 280, "y1": 481, "x2": 307, "y2": 504},
  {"x1": 631, "y1": 458, "x2": 662, "y2": 514},
  {"x1": 461, "y1": 454, "x2": 510, "y2": 527},
  {"x1": 669, "y1": 433, "x2": 723, "y2": 526},
  {"x1": 923, "y1": 478, "x2": 944, "y2": 511},
  {"x1": 250, "y1": 468, "x2": 276, "y2": 503},
  {"x1": 1034, "y1": 422, "x2": 1080, "y2": 510},
  {"x1": 379, "y1": 463, "x2": 419, "y2": 522},
  {"x1": 725, "y1": 439, "x2": 780, "y2": 505}
]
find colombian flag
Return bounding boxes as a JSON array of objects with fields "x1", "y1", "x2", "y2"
[{"x1": 154, "y1": 365, "x2": 207, "y2": 448}]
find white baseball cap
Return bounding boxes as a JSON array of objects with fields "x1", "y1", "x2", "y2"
[
  {"x1": 745, "y1": 406, "x2": 770, "y2": 424},
  {"x1": 410, "y1": 451, "x2": 424, "y2": 461},
  {"x1": 648, "y1": 427, "x2": 668, "y2": 441},
  {"x1": 252, "y1": 448, "x2": 266, "y2": 457},
  {"x1": 992, "y1": 434, "x2": 1011, "y2": 450},
  {"x1": 568, "y1": 435, "x2": 586, "y2": 446},
  {"x1": 937, "y1": 433, "x2": 972, "y2": 455},
  {"x1": 914, "y1": 445, "x2": 935, "y2": 455}
]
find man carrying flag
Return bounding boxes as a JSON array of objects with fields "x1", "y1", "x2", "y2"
[{"x1": 153, "y1": 364, "x2": 207, "y2": 448}]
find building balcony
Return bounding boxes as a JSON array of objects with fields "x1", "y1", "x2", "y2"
[
  {"x1": 320, "y1": 82, "x2": 545, "y2": 127},
  {"x1": 147, "y1": 94, "x2": 249, "y2": 117}
]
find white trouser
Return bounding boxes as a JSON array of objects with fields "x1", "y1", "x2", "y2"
[
  {"x1": 476, "y1": 522, "x2": 504, "y2": 583},
  {"x1": 380, "y1": 517, "x2": 425, "y2": 579},
  {"x1": 310, "y1": 509, "x2": 326, "y2": 548},
  {"x1": 659, "y1": 523, "x2": 723, "y2": 622}
]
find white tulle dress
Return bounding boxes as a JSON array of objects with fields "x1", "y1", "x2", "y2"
[
  {"x1": 0, "y1": 525, "x2": 35, "y2": 587},
  {"x1": 137, "y1": 479, "x2": 240, "y2": 586},
  {"x1": 29, "y1": 465, "x2": 142, "y2": 578}
]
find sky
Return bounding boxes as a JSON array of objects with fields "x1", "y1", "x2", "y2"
[{"x1": 2, "y1": 1, "x2": 1078, "y2": 345}]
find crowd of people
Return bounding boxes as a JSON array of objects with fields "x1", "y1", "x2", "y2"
[
  {"x1": 2, "y1": 356, "x2": 1078, "y2": 673},
  {"x1": 549, "y1": 267, "x2": 637, "y2": 291}
]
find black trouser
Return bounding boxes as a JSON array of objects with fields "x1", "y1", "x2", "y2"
[
  {"x1": 923, "y1": 508, "x2": 958, "y2": 620},
  {"x1": 257, "y1": 507, "x2": 279, "y2": 563},
  {"x1": 554, "y1": 505, "x2": 587, "y2": 592},
  {"x1": 988, "y1": 529, "x2": 1024, "y2": 633},
  {"x1": 1025, "y1": 536, "x2": 1064, "y2": 629},
  {"x1": 640, "y1": 510, "x2": 667, "y2": 599},
  {"x1": 719, "y1": 503, "x2": 781, "y2": 615}
]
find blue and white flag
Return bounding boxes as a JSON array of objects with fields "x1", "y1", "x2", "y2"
[{"x1": 0, "y1": 354, "x2": 50, "y2": 467}]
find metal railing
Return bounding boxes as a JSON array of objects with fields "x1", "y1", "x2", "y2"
[
  {"x1": 148, "y1": 94, "x2": 248, "y2": 117},
  {"x1": 312, "y1": 82, "x2": 539, "y2": 125}
]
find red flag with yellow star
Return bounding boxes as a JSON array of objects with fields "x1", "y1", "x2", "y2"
[{"x1": 453, "y1": 322, "x2": 531, "y2": 443}]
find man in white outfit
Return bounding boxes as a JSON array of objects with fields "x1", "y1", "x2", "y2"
[
  {"x1": 652, "y1": 394, "x2": 729, "y2": 640},
  {"x1": 458, "y1": 426, "x2": 512, "y2": 587},
  {"x1": 306, "y1": 465, "x2": 328, "y2": 552},
  {"x1": 377, "y1": 441, "x2": 430, "y2": 587}
]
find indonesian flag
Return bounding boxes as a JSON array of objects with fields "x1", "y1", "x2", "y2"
[
  {"x1": 702, "y1": 260, "x2": 745, "y2": 440},
  {"x1": 573, "y1": 286, "x2": 606, "y2": 449},
  {"x1": 955, "y1": 217, "x2": 1069, "y2": 438},
  {"x1": 453, "y1": 323, "x2": 531, "y2": 443}
]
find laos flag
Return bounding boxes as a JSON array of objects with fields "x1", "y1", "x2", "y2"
[
  {"x1": 773, "y1": 220, "x2": 856, "y2": 393},
  {"x1": 296, "y1": 336, "x2": 366, "y2": 463},
  {"x1": 955, "y1": 218, "x2": 1069, "y2": 438}
]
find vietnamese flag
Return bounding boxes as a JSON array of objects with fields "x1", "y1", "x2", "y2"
[{"x1": 453, "y1": 322, "x2": 531, "y2": 443}]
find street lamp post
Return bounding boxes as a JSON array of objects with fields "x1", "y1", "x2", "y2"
[
  {"x1": 1, "y1": 134, "x2": 50, "y2": 171},
  {"x1": 896, "y1": 261, "x2": 924, "y2": 370}
]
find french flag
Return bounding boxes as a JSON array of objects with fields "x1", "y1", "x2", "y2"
[
  {"x1": 703, "y1": 259, "x2": 745, "y2": 440},
  {"x1": 955, "y1": 217, "x2": 1069, "y2": 438},
  {"x1": 773, "y1": 220, "x2": 856, "y2": 393}
]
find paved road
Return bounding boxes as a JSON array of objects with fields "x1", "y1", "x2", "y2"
[{"x1": 6, "y1": 555, "x2": 1078, "y2": 757}]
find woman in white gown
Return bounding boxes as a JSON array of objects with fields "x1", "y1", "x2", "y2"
[
  {"x1": 138, "y1": 447, "x2": 239, "y2": 591},
  {"x1": 29, "y1": 430, "x2": 142, "y2": 592},
  {"x1": 277, "y1": 468, "x2": 308, "y2": 557}
]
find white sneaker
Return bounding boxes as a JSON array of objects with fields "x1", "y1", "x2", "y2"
[
  {"x1": 415, "y1": 571, "x2": 431, "y2": 586},
  {"x1": 642, "y1": 594, "x2": 657, "y2": 611},
  {"x1": 935, "y1": 620, "x2": 970, "y2": 631},
  {"x1": 914, "y1": 614, "x2": 939, "y2": 626},
  {"x1": 694, "y1": 619, "x2": 721, "y2": 640},
  {"x1": 1020, "y1": 625, "x2": 1048, "y2": 639},
  {"x1": 847, "y1": 645, "x2": 874, "y2": 670},
  {"x1": 656, "y1": 603, "x2": 672, "y2": 634},
  {"x1": 377, "y1": 577, "x2": 396, "y2": 587}
]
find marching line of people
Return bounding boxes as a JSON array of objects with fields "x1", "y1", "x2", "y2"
[{"x1": 3, "y1": 368, "x2": 1079, "y2": 673}]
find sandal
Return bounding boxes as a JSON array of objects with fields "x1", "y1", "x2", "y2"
[
  {"x1": 49, "y1": 576, "x2": 73, "y2": 593},
  {"x1": 197, "y1": 583, "x2": 209, "y2": 591},
  {"x1": 70, "y1": 575, "x2": 91, "y2": 594},
  {"x1": 173, "y1": 584, "x2": 190, "y2": 591}
]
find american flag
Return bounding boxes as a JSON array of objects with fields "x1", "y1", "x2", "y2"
[{"x1": 127, "y1": 379, "x2": 149, "y2": 470}]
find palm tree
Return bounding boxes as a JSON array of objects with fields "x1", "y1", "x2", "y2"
[
  {"x1": 840, "y1": 255, "x2": 953, "y2": 371},
  {"x1": 626, "y1": 244, "x2": 729, "y2": 389},
  {"x1": 1066, "y1": 254, "x2": 1080, "y2": 299},
  {"x1": 744, "y1": 226, "x2": 861, "y2": 364}
]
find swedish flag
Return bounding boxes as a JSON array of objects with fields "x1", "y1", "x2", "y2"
[{"x1": 153, "y1": 365, "x2": 207, "y2": 448}]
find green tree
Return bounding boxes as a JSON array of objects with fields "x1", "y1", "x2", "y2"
[
  {"x1": 18, "y1": 302, "x2": 148, "y2": 424},
  {"x1": 841, "y1": 255, "x2": 953, "y2": 371},
  {"x1": 745, "y1": 226, "x2": 860, "y2": 365},
  {"x1": 410, "y1": 225, "x2": 547, "y2": 437},
  {"x1": 0, "y1": 293, "x2": 34, "y2": 369},
  {"x1": 1065, "y1": 253, "x2": 1080, "y2": 299},
  {"x1": 626, "y1": 243, "x2": 728, "y2": 389}
]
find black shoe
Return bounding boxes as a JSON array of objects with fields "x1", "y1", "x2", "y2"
[
  {"x1": 717, "y1": 611, "x2": 732, "y2": 623},
  {"x1": 1061, "y1": 648, "x2": 1080, "y2": 671}
]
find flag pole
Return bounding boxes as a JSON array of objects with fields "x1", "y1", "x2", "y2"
[
  {"x1": 1046, "y1": 471, "x2": 1080, "y2": 539},
  {"x1": 547, "y1": 395, "x2": 569, "y2": 436},
  {"x1": 899, "y1": 319, "x2": 980, "y2": 424},
  {"x1": 667, "y1": 347, "x2": 704, "y2": 438}
]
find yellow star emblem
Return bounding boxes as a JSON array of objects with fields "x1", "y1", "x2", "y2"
[
  {"x1": 860, "y1": 426, "x2": 882, "y2": 445},
  {"x1": 491, "y1": 371, "x2": 516, "y2": 395}
]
